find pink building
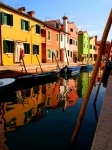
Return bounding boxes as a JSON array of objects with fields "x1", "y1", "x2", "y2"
[{"x1": 68, "y1": 22, "x2": 78, "y2": 62}]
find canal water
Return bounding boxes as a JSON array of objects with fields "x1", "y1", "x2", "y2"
[{"x1": 0, "y1": 69, "x2": 106, "y2": 150}]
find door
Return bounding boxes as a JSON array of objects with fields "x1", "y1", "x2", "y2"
[{"x1": 14, "y1": 41, "x2": 24, "y2": 63}]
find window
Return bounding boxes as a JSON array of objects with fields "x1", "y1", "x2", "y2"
[
  {"x1": 71, "y1": 51, "x2": 72, "y2": 57},
  {"x1": 61, "y1": 34, "x2": 63, "y2": 42},
  {"x1": 56, "y1": 22, "x2": 60, "y2": 29},
  {"x1": 23, "y1": 43, "x2": 30, "y2": 54},
  {"x1": 3, "y1": 40, "x2": 14, "y2": 53},
  {"x1": 48, "y1": 31, "x2": 51, "y2": 40},
  {"x1": 21, "y1": 19, "x2": 30, "y2": 31},
  {"x1": 1, "y1": 12, "x2": 13, "y2": 26},
  {"x1": 76, "y1": 41, "x2": 77, "y2": 46},
  {"x1": 33, "y1": 44, "x2": 39, "y2": 54},
  {"x1": 90, "y1": 45, "x2": 92, "y2": 49},
  {"x1": 67, "y1": 50, "x2": 69, "y2": 56},
  {"x1": 47, "y1": 49, "x2": 51, "y2": 58},
  {"x1": 56, "y1": 34, "x2": 58, "y2": 42},
  {"x1": 36, "y1": 24, "x2": 41, "y2": 34},
  {"x1": 56, "y1": 50, "x2": 58, "y2": 58},
  {"x1": 70, "y1": 39, "x2": 72, "y2": 44},
  {"x1": 70, "y1": 28, "x2": 73, "y2": 32},
  {"x1": 93, "y1": 46, "x2": 96, "y2": 50},
  {"x1": 84, "y1": 43, "x2": 85, "y2": 48}
]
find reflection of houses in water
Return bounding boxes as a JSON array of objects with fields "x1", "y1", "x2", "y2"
[
  {"x1": 59, "y1": 78, "x2": 78, "y2": 111},
  {"x1": 77, "y1": 71, "x2": 92, "y2": 98},
  {"x1": 3, "y1": 86, "x2": 45, "y2": 132},
  {"x1": 2, "y1": 78, "x2": 79, "y2": 132},
  {"x1": 0, "y1": 105, "x2": 9, "y2": 150},
  {"x1": 44, "y1": 81, "x2": 60, "y2": 108}
]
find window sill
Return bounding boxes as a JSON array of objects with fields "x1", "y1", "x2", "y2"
[
  {"x1": 2, "y1": 24, "x2": 12, "y2": 27},
  {"x1": 5, "y1": 53, "x2": 13, "y2": 57},
  {"x1": 22, "y1": 30, "x2": 29, "y2": 32}
]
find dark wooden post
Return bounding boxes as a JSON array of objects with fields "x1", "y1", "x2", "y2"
[{"x1": 69, "y1": 9, "x2": 112, "y2": 148}]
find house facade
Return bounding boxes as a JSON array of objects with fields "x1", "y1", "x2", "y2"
[
  {"x1": 78, "y1": 31, "x2": 89, "y2": 61},
  {"x1": 43, "y1": 23, "x2": 60, "y2": 63},
  {"x1": 68, "y1": 22, "x2": 78, "y2": 62},
  {"x1": 89, "y1": 36, "x2": 98, "y2": 61},
  {"x1": 97, "y1": 40, "x2": 111, "y2": 60},
  {"x1": 0, "y1": 3, "x2": 46, "y2": 66}
]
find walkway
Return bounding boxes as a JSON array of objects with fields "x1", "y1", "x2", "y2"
[{"x1": 91, "y1": 75, "x2": 112, "y2": 150}]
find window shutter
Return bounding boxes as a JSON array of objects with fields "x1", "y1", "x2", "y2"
[
  {"x1": 28, "y1": 44, "x2": 30, "y2": 54},
  {"x1": 3, "y1": 40, "x2": 8, "y2": 53},
  {"x1": 28, "y1": 21, "x2": 30, "y2": 31},
  {"x1": 38, "y1": 26, "x2": 41, "y2": 34},
  {"x1": 1, "y1": 12, "x2": 4, "y2": 24},
  {"x1": 11, "y1": 41, "x2": 14, "y2": 53},
  {"x1": 21, "y1": 19, "x2": 24, "y2": 30},
  {"x1": 37, "y1": 45, "x2": 39, "y2": 54},
  {"x1": 33, "y1": 44, "x2": 35, "y2": 54},
  {"x1": 10, "y1": 14, "x2": 13, "y2": 26}
]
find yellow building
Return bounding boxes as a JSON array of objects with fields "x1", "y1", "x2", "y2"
[
  {"x1": 89, "y1": 36, "x2": 98, "y2": 61},
  {"x1": 0, "y1": 3, "x2": 46, "y2": 66}
]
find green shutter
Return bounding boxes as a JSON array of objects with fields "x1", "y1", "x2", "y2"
[
  {"x1": 28, "y1": 21, "x2": 30, "y2": 31},
  {"x1": 3, "y1": 40, "x2": 8, "y2": 53},
  {"x1": 28, "y1": 44, "x2": 30, "y2": 54},
  {"x1": 1, "y1": 12, "x2": 4, "y2": 24},
  {"x1": 10, "y1": 14, "x2": 13, "y2": 26},
  {"x1": 11, "y1": 41, "x2": 14, "y2": 53},
  {"x1": 21, "y1": 19, "x2": 24, "y2": 30},
  {"x1": 38, "y1": 26, "x2": 41, "y2": 34}
]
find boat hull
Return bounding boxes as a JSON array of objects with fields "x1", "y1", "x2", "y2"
[
  {"x1": 80, "y1": 64, "x2": 93, "y2": 70},
  {"x1": 15, "y1": 70, "x2": 60, "y2": 85},
  {"x1": 60, "y1": 66, "x2": 80, "y2": 75}
]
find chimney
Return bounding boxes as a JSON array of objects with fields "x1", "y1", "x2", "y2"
[
  {"x1": 27, "y1": 11, "x2": 35, "y2": 17},
  {"x1": 18, "y1": 7, "x2": 26, "y2": 13},
  {"x1": 95, "y1": 35, "x2": 97, "y2": 44},
  {"x1": 62, "y1": 16, "x2": 68, "y2": 32}
]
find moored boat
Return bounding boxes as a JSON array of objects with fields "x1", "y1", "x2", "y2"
[
  {"x1": 15, "y1": 70, "x2": 60, "y2": 85},
  {"x1": 60, "y1": 66, "x2": 81, "y2": 75},
  {"x1": 79, "y1": 64, "x2": 94, "y2": 70},
  {"x1": 0, "y1": 78, "x2": 15, "y2": 92}
]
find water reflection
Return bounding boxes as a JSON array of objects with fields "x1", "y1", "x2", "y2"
[{"x1": 0, "y1": 69, "x2": 104, "y2": 150}]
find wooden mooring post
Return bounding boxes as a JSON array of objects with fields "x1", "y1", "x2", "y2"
[{"x1": 69, "y1": 9, "x2": 112, "y2": 149}]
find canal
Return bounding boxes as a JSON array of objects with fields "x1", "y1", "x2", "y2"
[{"x1": 0, "y1": 69, "x2": 106, "y2": 150}]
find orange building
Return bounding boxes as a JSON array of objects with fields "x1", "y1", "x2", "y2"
[{"x1": 42, "y1": 24, "x2": 60, "y2": 63}]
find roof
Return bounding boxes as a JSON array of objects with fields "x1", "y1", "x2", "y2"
[
  {"x1": 89, "y1": 36, "x2": 94, "y2": 40},
  {"x1": 78, "y1": 31, "x2": 87, "y2": 35},
  {"x1": 1, "y1": 2, "x2": 44, "y2": 25}
]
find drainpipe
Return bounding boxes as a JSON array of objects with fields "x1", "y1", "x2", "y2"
[{"x1": 0, "y1": 3, "x2": 3, "y2": 66}]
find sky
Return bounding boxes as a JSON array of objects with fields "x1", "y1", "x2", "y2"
[{"x1": 1, "y1": 0, "x2": 112, "y2": 41}]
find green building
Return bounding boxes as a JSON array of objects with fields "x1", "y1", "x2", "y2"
[{"x1": 78, "y1": 31, "x2": 90, "y2": 61}]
